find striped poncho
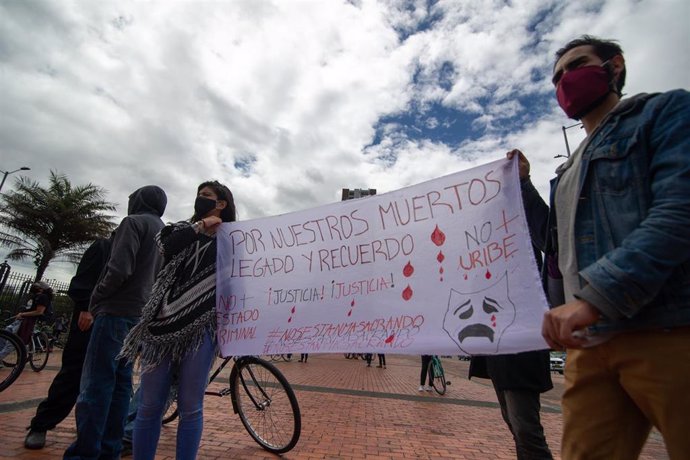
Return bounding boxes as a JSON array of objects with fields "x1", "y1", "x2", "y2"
[{"x1": 120, "y1": 221, "x2": 218, "y2": 371}]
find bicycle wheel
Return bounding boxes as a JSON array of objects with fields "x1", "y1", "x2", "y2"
[
  {"x1": 161, "y1": 383, "x2": 179, "y2": 425},
  {"x1": 281, "y1": 354, "x2": 293, "y2": 362},
  {"x1": 432, "y1": 360, "x2": 447, "y2": 395},
  {"x1": 29, "y1": 332, "x2": 50, "y2": 372},
  {"x1": 433, "y1": 372, "x2": 447, "y2": 395},
  {"x1": 230, "y1": 356, "x2": 301, "y2": 454},
  {"x1": 0, "y1": 330, "x2": 27, "y2": 392}
]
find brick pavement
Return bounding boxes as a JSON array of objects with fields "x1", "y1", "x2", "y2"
[{"x1": 0, "y1": 352, "x2": 669, "y2": 459}]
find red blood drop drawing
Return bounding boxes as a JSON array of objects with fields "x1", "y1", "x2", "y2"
[
  {"x1": 402, "y1": 285, "x2": 413, "y2": 301},
  {"x1": 485, "y1": 269, "x2": 492, "y2": 279},
  {"x1": 291, "y1": 306, "x2": 296, "y2": 314},
  {"x1": 347, "y1": 310, "x2": 352, "y2": 317},
  {"x1": 403, "y1": 261, "x2": 414, "y2": 277},
  {"x1": 431, "y1": 224, "x2": 446, "y2": 247},
  {"x1": 351, "y1": 299, "x2": 355, "y2": 307},
  {"x1": 437, "y1": 251, "x2": 445, "y2": 263},
  {"x1": 288, "y1": 317, "x2": 292, "y2": 323},
  {"x1": 385, "y1": 334, "x2": 395, "y2": 344},
  {"x1": 439, "y1": 267, "x2": 444, "y2": 274},
  {"x1": 463, "y1": 274, "x2": 468, "y2": 280}
]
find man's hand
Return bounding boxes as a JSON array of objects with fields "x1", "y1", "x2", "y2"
[
  {"x1": 542, "y1": 299, "x2": 600, "y2": 350},
  {"x1": 506, "y1": 149, "x2": 530, "y2": 180},
  {"x1": 78, "y1": 311, "x2": 94, "y2": 331}
]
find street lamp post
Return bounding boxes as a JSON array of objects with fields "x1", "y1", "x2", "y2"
[
  {"x1": 555, "y1": 123, "x2": 583, "y2": 159},
  {"x1": 0, "y1": 167, "x2": 31, "y2": 192}
]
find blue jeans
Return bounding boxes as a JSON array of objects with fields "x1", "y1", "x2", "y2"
[
  {"x1": 64, "y1": 314, "x2": 138, "y2": 460},
  {"x1": 133, "y1": 331, "x2": 215, "y2": 460}
]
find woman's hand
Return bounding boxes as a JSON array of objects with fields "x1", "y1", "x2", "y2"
[{"x1": 200, "y1": 216, "x2": 223, "y2": 235}]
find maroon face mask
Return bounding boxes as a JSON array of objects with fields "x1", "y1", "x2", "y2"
[{"x1": 556, "y1": 63, "x2": 612, "y2": 119}]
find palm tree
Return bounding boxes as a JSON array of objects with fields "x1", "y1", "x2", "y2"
[{"x1": 0, "y1": 171, "x2": 117, "y2": 281}]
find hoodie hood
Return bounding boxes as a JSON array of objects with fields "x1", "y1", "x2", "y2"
[{"x1": 127, "y1": 185, "x2": 167, "y2": 217}]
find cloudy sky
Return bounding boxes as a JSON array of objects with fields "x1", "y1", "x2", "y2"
[{"x1": 1, "y1": 0, "x2": 688, "y2": 282}]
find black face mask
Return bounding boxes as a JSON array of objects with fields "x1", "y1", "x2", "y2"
[{"x1": 194, "y1": 196, "x2": 217, "y2": 218}]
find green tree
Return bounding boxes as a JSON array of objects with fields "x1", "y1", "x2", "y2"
[{"x1": 0, "y1": 171, "x2": 116, "y2": 281}]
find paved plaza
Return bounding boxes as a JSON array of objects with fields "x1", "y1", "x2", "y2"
[{"x1": 0, "y1": 352, "x2": 669, "y2": 459}]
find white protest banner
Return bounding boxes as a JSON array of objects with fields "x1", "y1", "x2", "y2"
[{"x1": 216, "y1": 157, "x2": 549, "y2": 356}]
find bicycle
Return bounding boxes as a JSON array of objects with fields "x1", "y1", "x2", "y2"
[
  {"x1": 161, "y1": 355, "x2": 301, "y2": 454},
  {"x1": 269, "y1": 353, "x2": 293, "y2": 362},
  {"x1": 430, "y1": 355, "x2": 451, "y2": 395},
  {"x1": 1, "y1": 318, "x2": 51, "y2": 372},
  {"x1": 0, "y1": 329, "x2": 27, "y2": 392},
  {"x1": 28, "y1": 325, "x2": 51, "y2": 371},
  {"x1": 343, "y1": 353, "x2": 366, "y2": 360}
]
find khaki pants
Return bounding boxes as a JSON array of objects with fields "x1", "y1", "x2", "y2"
[{"x1": 561, "y1": 326, "x2": 690, "y2": 460}]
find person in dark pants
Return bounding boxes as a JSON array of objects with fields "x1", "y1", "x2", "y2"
[
  {"x1": 64, "y1": 185, "x2": 167, "y2": 460},
  {"x1": 418, "y1": 355, "x2": 433, "y2": 391},
  {"x1": 24, "y1": 237, "x2": 111, "y2": 449},
  {"x1": 469, "y1": 352, "x2": 553, "y2": 460},
  {"x1": 298, "y1": 353, "x2": 308, "y2": 362},
  {"x1": 467, "y1": 244, "x2": 553, "y2": 460},
  {"x1": 376, "y1": 354, "x2": 386, "y2": 368}
]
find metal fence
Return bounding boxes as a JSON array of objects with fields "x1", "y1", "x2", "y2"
[{"x1": 0, "y1": 261, "x2": 71, "y2": 319}]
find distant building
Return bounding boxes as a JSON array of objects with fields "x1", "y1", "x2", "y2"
[{"x1": 341, "y1": 188, "x2": 377, "y2": 201}]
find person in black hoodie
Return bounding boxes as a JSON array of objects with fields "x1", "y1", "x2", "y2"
[
  {"x1": 64, "y1": 185, "x2": 166, "y2": 460},
  {"x1": 24, "y1": 237, "x2": 111, "y2": 449}
]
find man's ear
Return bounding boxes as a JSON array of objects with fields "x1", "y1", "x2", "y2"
[{"x1": 610, "y1": 54, "x2": 625, "y2": 83}]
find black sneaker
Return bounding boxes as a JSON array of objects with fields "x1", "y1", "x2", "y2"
[{"x1": 24, "y1": 430, "x2": 46, "y2": 449}]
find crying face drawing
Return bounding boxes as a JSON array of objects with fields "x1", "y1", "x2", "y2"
[{"x1": 442, "y1": 272, "x2": 516, "y2": 355}]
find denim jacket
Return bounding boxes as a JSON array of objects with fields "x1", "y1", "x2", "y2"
[{"x1": 522, "y1": 89, "x2": 690, "y2": 332}]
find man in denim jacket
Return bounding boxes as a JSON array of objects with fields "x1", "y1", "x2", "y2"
[{"x1": 509, "y1": 36, "x2": 690, "y2": 459}]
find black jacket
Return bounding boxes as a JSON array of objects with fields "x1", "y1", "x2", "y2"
[
  {"x1": 90, "y1": 185, "x2": 167, "y2": 317},
  {"x1": 468, "y1": 244, "x2": 553, "y2": 393},
  {"x1": 67, "y1": 238, "x2": 111, "y2": 312},
  {"x1": 469, "y1": 350, "x2": 553, "y2": 393}
]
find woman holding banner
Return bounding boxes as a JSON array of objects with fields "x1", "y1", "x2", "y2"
[{"x1": 120, "y1": 180, "x2": 237, "y2": 460}]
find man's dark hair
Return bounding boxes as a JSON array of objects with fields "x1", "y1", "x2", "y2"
[
  {"x1": 555, "y1": 35, "x2": 626, "y2": 93},
  {"x1": 192, "y1": 180, "x2": 237, "y2": 223}
]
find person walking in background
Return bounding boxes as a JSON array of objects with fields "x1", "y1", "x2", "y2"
[
  {"x1": 298, "y1": 353, "x2": 308, "y2": 363},
  {"x1": 376, "y1": 354, "x2": 386, "y2": 368},
  {"x1": 119, "y1": 180, "x2": 236, "y2": 460},
  {"x1": 515, "y1": 35, "x2": 690, "y2": 458},
  {"x1": 364, "y1": 353, "x2": 373, "y2": 367},
  {"x1": 469, "y1": 352, "x2": 553, "y2": 460},
  {"x1": 24, "y1": 238, "x2": 111, "y2": 450},
  {"x1": 419, "y1": 355, "x2": 433, "y2": 391},
  {"x1": 64, "y1": 185, "x2": 167, "y2": 460}
]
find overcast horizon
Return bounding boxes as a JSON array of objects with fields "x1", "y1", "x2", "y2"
[{"x1": 2, "y1": 0, "x2": 689, "y2": 283}]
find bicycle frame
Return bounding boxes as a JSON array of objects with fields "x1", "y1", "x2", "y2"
[
  {"x1": 204, "y1": 356, "x2": 234, "y2": 398},
  {"x1": 204, "y1": 356, "x2": 276, "y2": 413}
]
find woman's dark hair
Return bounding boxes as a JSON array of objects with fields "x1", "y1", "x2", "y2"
[
  {"x1": 191, "y1": 180, "x2": 237, "y2": 223},
  {"x1": 32, "y1": 282, "x2": 54, "y2": 303}
]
